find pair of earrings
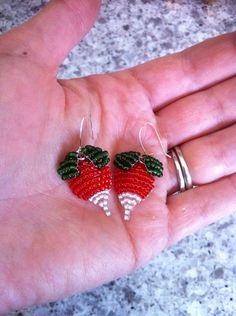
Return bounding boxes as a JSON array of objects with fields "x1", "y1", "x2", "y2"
[{"x1": 57, "y1": 117, "x2": 167, "y2": 220}]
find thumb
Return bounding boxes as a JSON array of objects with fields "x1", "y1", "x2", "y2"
[{"x1": 0, "y1": 0, "x2": 101, "y2": 68}]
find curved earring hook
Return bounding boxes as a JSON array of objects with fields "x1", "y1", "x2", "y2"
[
  {"x1": 139, "y1": 122, "x2": 171, "y2": 158},
  {"x1": 79, "y1": 116, "x2": 85, "y2": 148},
  {"x1": 78, "y1": 115, "x2": 94, "y2": 152}
]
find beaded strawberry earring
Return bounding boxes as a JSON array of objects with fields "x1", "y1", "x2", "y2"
[
  {"x1": 113, "y1": 122, "x2": 170, "y2": 220},
  {"x1": 57, "y1": 116, "x2": 112, "y2": 216}
]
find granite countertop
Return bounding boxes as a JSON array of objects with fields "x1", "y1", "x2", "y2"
[{"x1": 1, "y1": 0, "x2": 236, "y2": 315}]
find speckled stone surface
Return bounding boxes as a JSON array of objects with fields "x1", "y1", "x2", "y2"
[{"x1": 1, "y1": 0, "x2": 236, "y2": 315}]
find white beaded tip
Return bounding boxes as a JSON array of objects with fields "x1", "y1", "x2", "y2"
[
  {"x1": 118, "y1": 192, "x2": 142, "y2": 220},
  {"x1": 89, "y1": 190, "x2": 111, "y2": 216}
]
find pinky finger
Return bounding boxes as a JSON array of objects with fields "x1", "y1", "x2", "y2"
[{"x1": 167, "y1": 173, "x2": 236, "y2": 246}]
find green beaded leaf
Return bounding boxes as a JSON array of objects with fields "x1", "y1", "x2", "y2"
[
  {"x1": 81, "y1": 145, "x2": 110, "y2": 168},
  {"x1": 114, "y1": 151, "x2": 141, "y2": 171},
  {"x1": 142, "y1": 155, "x2": 163, "y2": 177},
  {"x1": 57, "y1": 151, "x2": 80, "y2": 180}
]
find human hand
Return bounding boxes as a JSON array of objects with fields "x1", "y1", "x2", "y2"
[{"x1": 0, "y1": 0, "x2": 235, "y2": 312}]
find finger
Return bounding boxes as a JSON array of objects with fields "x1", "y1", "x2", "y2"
[
  {"x1": 167, "y1": 173, "x2": 236, "y2": 246},
  {"x1": 158, "y1": 76, "x2": 236, "y2": 147},
  {"x1": 130, "y1": 32, "x2": 236, "y2": 110},
  {"x1": 0, "y1": 0, "x2": 101, "y2": 68},
  {"x1": 167, "y1": 124, "x2": 236, "y2": 194}
]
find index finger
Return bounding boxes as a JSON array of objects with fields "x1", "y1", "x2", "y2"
[{"x1": 130, "y1": 32, "x2": 236, "y2": 110}]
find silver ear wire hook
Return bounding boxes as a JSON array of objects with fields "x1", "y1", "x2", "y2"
[
  {"x1": 139, "y1": 122, "x2": 171, "y2": 158},
  {"x1": 79, "y1": 116, "x2": 86, "y2": 149},
  {"x1": 78, "y1": 115, "x2": 94, "y2": 153},
  {"x1": 89, "y1": 114, "x2": 94, "y2": 141}
]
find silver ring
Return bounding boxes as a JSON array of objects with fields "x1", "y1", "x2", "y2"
[
  {"x1": 170, "y1": 148, "x2": 186, "y2": 192},
  {"x1": 169, "y1": 146, "x2": 193, "y2": 192},
  {"x1": 174, "y1": 146, "x2": 193, "y2": 190}
]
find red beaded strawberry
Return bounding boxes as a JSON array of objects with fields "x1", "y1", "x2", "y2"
[
  {"x1": 57, "y1": 145, "x2": 112, "y2": 216},
  {"x1": 114, "y1": 151, "x2": 163, "y2": 220}
]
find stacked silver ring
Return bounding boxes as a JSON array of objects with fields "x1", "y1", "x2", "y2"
[{"x1": 169, "y1": 146, "x2": 193, "y2": 192}]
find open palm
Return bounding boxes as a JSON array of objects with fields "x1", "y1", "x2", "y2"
[{"x1": 0, "y1": 1, "x2": 236, "y2": 313}]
